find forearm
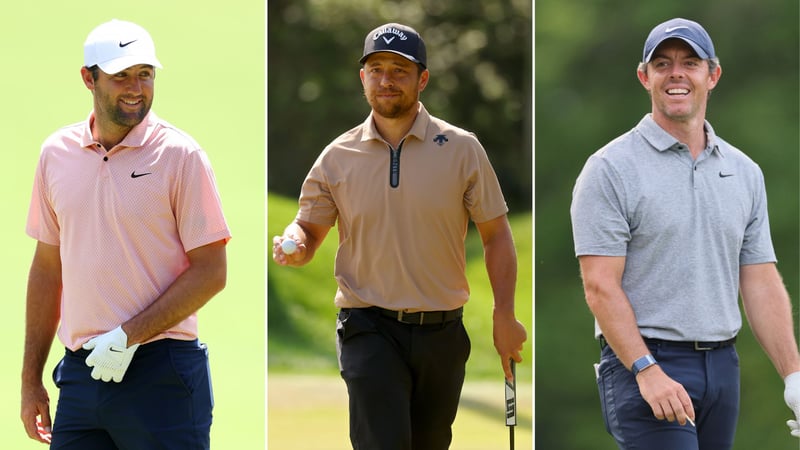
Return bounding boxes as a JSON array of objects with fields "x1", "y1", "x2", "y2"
[
  {"x1": 122, "y1": 241, "x2": 227, "y2": 345},
  {"x1": 475, "y1": 216, "x2": 526, "y2": 373},
  {"x1": 588, "y1": 290, "x2": 650, "y2": 369},
  {"x1": 579, "y1": 255, "x2": 649, "y2": 369},
  {"x1": 484, "y1": 232, "x2": 517, "y2": 317},
  {"x1": 22, "y1": 260, "x2": 61, "y2": 386},
  {"x1": 741, "y1": 264, "x2": 800, "y2": 378}
]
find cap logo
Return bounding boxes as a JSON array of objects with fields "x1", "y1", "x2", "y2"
[
  {"x1": 372, "y1": 26, "x2": 409, "y2": 42},
  {"x1": 382, "y1": 36, "x2": 396, "y2": 44},
  {"x1": 665, "y1": 26, "x2": 689, "y2": 33},
  {"x1": 119, "y1": 39, "x2": 137, "y2": 47}
]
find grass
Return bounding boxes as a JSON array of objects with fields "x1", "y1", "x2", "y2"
[{"x1": 267, "y1": 374, "x2": 532, "y2": 449}]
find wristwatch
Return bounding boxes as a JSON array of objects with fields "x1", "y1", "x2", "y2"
[{"x1": 631, "y1": 354, "x2": 658, "y2": 376}]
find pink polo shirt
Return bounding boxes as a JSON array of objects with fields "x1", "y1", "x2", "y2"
[{"x1": 26, "y1": 111, "x2": 231, "y2": 350}]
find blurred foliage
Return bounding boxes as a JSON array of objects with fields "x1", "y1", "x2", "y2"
[
  {"x1": 267, "y1": 0, "x2": 532, "y2": 212},
  {"x1": 535, "y1": 0, "x2": 799, "y2": 449}
]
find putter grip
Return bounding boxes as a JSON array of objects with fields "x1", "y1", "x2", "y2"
[{"x1": 505, "y1": 360, "x2": 517, "y2": 426}]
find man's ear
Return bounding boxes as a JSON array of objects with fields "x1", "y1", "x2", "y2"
[
  {"x1": 707, "y1": 64, "x2": 722, "y2": 91},
  {"x1": 80, "y1": 67, "x2": 95, "y2": 91},
  {"x1": 418, "y1": 68, "x2": 429, "y2": 92},
  {"x1": 636, "y1": 67, "x2": 650, "y2": 92}
]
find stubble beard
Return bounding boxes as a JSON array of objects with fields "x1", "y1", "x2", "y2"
[
  {"x1": 96, "y1": 86, "x2": 152, "y2": 130},
  {"x1": 367, "y1": 90, "x2": 418, "y2": 120},
  {"x1": 110, "y1": 100, "x2": 151, "y2": 128}
]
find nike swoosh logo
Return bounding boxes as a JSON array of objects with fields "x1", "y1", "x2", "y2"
[
  {"x1": 109, "y1": 347, "x2": 124, "y2": 353},
  {"x1": 131, "y1": 171, "x2": 152, "y2": 178},
  {"x1": 119, "y1": 40, "x2": 137, "y2": 47},
  {"x1": 382, "y1": 36, "x2": 396, "y2": 44},
  {"x1": 665, "y1": 26, "x2": 689, "y2": 33},
  {"x1": 719, "y1": 172, "x2": 734, "y2": 178}
]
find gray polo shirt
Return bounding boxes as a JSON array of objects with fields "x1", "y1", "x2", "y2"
[{"x1": 570, "y1": 114, "x2": 776, "y2": 341}]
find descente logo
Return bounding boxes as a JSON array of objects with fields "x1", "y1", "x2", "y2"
[{"x1": 372, "y1": 26, "x2": 409, "y2": 41}]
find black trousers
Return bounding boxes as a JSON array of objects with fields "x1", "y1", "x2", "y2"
[{"x1": 336, "y1": 308, "x2": 471, "y2": 450}]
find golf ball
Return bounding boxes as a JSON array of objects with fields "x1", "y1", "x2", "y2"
[{"x1": 281, "y1": 239, "x2": 298, "y2": 255}]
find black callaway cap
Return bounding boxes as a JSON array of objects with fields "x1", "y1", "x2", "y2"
[{"x1": 360, "y1": 23, "x2": 427, "y2": 68}]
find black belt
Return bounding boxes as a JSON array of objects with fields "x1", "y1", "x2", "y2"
[
  {"x1": 372, "y1": 306, "x2": 463, "y2": 325},
  {"x1": 644, "y1": 337, "x2": 737, "y2": 351},
  {"x1": 600, "y1": 336, "x2": 737, "y2": 351}
]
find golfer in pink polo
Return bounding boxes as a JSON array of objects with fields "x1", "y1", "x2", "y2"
[{"x1": 20, "y1": 19, "x2": 230, "y2": 449}]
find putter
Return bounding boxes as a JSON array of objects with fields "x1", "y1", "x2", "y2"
[{"x1": 505, "y1": 359, "x2": 517, "y2": 450}]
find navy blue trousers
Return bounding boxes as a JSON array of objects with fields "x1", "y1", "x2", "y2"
[
  {"x1": 336, "y1": 308, "x2": 471, "y2": 450},
  {"x1": 597, "y1": 341, "x2": 740, "y2": 450},
  {"x1": 50, "y1": 339, "x2": 214, "y2": 450}
]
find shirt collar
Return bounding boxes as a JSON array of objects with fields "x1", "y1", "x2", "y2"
[
  {"x1": 362, "y1": 102, "x2": 430, "y2": 144},
  {"x1": 80, "y1": 110, "x2": 160, "y2": 150},
  {"x1": 637, "y1": 113, "x2": 723, "y2": 157}
]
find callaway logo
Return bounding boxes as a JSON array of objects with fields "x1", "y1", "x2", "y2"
[
  {"x1": 131, "y1": 171, "x2": 152, "y2": 178},
  {"x1": 665, "y1": 26, "x2": 690, "y2": 33},
  {"x1": 719, "y1": 171, "x2": 734, "y2": 178},
  {"x1": 383, "y1": 36, "x2": 396, "y2": 44},
  {"x1": 119, "y1": 40, "x2": 137, "y2": 47},
  {"x1": 433, "y1": 134, "x2": 449, "y2": 146},
  {"x1": 373, "y1": 26, "x2": 409, "y2": 42}
]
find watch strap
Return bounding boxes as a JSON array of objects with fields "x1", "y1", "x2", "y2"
[{"x1": 631, "y1": 354, "x2": 657, "y2": 376}]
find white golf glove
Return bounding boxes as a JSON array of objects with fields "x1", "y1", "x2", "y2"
[
  {"x1": 784, "y1": 371, "x2": 800, "y2": 437},
  {"x1": 82, "y1": 326, "x2": 140, "y2": 383}
]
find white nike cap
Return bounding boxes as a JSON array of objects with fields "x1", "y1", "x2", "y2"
[
  {"x1": 84, "y1": 19, "x2": 163, "y2": 74},
  {"x1": 643, "y1": 18, "x2": 716, "y2": 63}
]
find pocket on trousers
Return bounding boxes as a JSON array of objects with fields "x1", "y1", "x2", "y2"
[
  {"x1": 168, "y1": 342, "x2": 214, "y2": 408},
  {"x1": 336, "y1": 309, "x2": 378, "y2": 372},
  {"x1": 52, "y1": 358, "x2": 65, "y2": 388},
  {"x1": 596, "y1": 355, "x2": 621, "y2": 435}
]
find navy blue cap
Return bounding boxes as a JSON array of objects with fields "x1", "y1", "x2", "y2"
[
  {"x1": 643, "y1": 18, "x2": 716, "y2": 63},
  {"x1": 360, "y1": 23, "x2": 427, "y2": 68}
]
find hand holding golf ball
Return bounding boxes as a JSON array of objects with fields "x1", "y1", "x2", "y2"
[{"x1": 280, "y1": 238, "x2": 298, "y2": 255}]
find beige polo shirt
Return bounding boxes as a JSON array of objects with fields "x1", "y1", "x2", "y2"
[
  {"x1": 27, "y1": 111, "x2": 231, "y2": 350},
  {"x1": 298, "y1": 103, "x2": 508, "y2": 312}
]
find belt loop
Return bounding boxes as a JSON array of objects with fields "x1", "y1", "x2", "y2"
[
  {"x1": 419, "y1": 311, "x2": 424, "y2": 325},
  {"x1": 398, "y1": 310, "x2": 404, "y2": 322}
]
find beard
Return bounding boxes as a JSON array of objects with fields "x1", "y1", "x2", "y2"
[
  {"x1": 365, "y1": 89, "x2": 418, "y2": 119},
  {"x1": 112, "y1": 104, "x2": 149, "y2": 127},
  {"x1": 94, "y1": 86, "x2": 152, "y2": 130},
  {"x1": 107, "y1": 99, "x2": 151, "y2": 128}
]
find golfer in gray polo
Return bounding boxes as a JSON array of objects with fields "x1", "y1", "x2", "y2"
[{"x1": 571, "y1": 17, "x2": 800, "y2": 449}]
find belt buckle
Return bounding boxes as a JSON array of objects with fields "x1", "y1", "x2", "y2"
[
  {"x1": 397, "y1": 310, "x2": 425, "y2": 325},
  {"x1": 694, "y1": 341, "x2": 714, "y2": 351}
]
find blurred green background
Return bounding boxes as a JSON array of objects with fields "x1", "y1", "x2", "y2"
[
  {"x1": 0, "y1": 2, "x2": 264, "y2": 448},
  {"x1": 268, "y1": 0, "x2": 532, "y2": 212},
  {"x1": 536, "y1": 0, "x2": 799, "y2": 449}
]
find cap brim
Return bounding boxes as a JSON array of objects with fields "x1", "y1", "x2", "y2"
[
  {"x1": 98, "y1": 56, "x2": 163, "y2": 74},
  {"x1": 360, "y1": 50, "x2": 425, "y2": 68},
  {"x1": 645, "y1": 37, "x2": 710, "y2": 62}
]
